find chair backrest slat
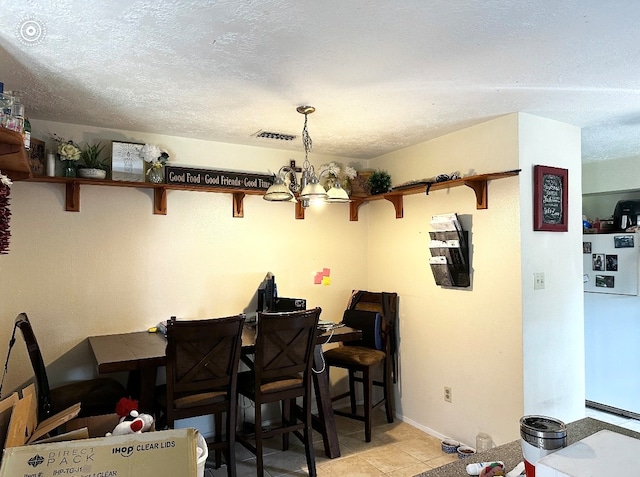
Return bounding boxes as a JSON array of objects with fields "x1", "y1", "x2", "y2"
[
  {"x1": 254, "y1": 308, "x2": 321, "y2": 387},
  {"x1": 166, "y1": 315, "x2": 245, "y2": 402}
]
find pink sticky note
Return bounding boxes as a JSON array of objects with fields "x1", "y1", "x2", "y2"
[
  {"x1": 322, "y1": 268, "x2": 331, "y2": 277},
  {"x1": 314, "y1": 273, "x2": 323, "y2": 285}
]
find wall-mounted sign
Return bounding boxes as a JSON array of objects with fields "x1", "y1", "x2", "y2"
[
  {"x1": 533, "y1": 165, "x2": 568, "y2": 232},
  {"x1": 165, "y1": 166, "x2": 273, "y2": 191}
]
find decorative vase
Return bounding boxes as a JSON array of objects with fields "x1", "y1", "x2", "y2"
[
  {"x1": 147, "y1": 165, "x2": 164, "y2": 184},
  {"x1": 341, "y1": 178, "x2": 352, "y2": 196},
  {"x1": 63, "y1": 160, "x2": 77, "y2": 178}
]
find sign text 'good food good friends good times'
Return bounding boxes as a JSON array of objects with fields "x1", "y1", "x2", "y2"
[{"x1": 165, "y1": 166, "x2": 273, "y2": 191}]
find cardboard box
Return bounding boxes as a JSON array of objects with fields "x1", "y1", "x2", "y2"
[{"x1": 0, "y1": 427, "x2": 198, "y2": 477}]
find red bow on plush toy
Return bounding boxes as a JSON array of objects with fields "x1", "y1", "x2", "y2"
[{"x1": 106, "y1": 397, "x2": 154, "y2": 436}]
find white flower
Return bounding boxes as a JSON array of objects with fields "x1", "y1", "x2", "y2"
[
  {"x1": 57, "y1": 141, "x2": 81, "y2": 161},
  {"x1": 0, "y1": 171, "x2": 12, "y2": 186},
  {"x1": 140, "y1": 144, "x2": 169, "y2": 165},
  {"x1": 319, "y1": 162, "x2": 358, "y2": 181},
  {"x1": 319, "y1": 162, "x2": 341, "y2": 178},
  {"x1": 343, "y1": 166, "x2": 357, "y2": 180}
]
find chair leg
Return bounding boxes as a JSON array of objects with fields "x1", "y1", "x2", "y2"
[
  {"x1": 364, "y1": 367, "x2": 373, "y2": 443},
  {"x1": 215, "y1": 412, "x2": 222, "y2": 468},
  {"x1": 383, "y1": 360, "x2": 394, "y2": 424},
  {"x1": 226, "y1": 406, "x2": 237, "y2": 477},
  {"x1": 255, "y1": 403, "x2": 265, "y2": 477},
  {"x1": 348, "y1": 370, "x2": 357, "y2": 414},
  {"x1": 303, "y1": 394, "x2": 317, "y2": 477},
  {"x1": 282, "y1": 398, "x2": 291, "y2": 451}
]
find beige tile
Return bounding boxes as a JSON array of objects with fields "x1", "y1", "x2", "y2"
[
  {"x1": 358, "y1": 443, "x2": 423, "y2": 473},
  {"x1": 423, "y1": 453, "x2": 460, "y2": 467},
  {"x1": 390, "y1": 436, "x2": 449, "y2": 462},
  {"x1": 386, "y1": 461, "x2": 438, "y2": 477},
  {"x1": 317, "y1": 455, "x2": 385, "y2": 477}
]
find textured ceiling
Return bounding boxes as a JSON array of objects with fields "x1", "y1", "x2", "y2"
[{"x1": 1, "y1": 1, "x2": 640, "y2": 162}]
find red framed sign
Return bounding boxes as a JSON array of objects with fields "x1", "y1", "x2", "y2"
[{"x1": 533, "y1": 165, "x2": 568, "y2": 232}]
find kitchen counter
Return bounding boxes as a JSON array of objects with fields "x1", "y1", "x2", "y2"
[{"x1": 414, "y1": 417, "x2": 640, "y2": 477}]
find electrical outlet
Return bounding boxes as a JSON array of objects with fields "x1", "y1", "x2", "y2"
[
  {"x1": 534, "y1": 272, "x2": 545, "y2": 290},
  {"x1": 444, "y1": 386, "x2": 452, "y2": 403}
]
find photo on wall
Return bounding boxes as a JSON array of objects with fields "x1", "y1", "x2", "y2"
[
  {"x1": 583, "y1": 242, "x2": 592, "y2": 253},
  {"x1": 595, "y1": 275, "x2": 615, "y2": 288},
  {"x1": 592, "y1": 253, "x2": 605, "y2": 271},
  {"x1": 606, "y1": 254, "x2": 618, "y2": 271}
]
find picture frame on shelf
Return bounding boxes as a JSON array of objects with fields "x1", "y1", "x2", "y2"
[
  {"x1": 28, "y1": 138, "x2": 45, "y2": 176},
  {"x1": 533, "y1": 165, "x2": 568, "y2": 232},
  {"x1": 111, "y1": 141, "x2": 144, "y2": 182}
]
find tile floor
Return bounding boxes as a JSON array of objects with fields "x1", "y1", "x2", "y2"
[
  {"x1": 203, "y1": 407, "x2": 640, "y2": 477},
  {"x1": 204, "y1": 408, "x2": 458, "y2": 477}
]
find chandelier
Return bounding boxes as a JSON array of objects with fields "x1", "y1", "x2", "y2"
[{"x1": 263, "y1": 106, "x2": 350, "y2": 206}]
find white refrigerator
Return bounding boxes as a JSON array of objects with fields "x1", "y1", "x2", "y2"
[{"x1": 584, "y1": 232, "x2": 640, "y2": 416}]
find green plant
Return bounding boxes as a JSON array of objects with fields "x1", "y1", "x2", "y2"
[
  {"x1": 368, "y1": 170, "x2": 392, "y2": 195},
  {"x1": 78, "y1": 142, "x2": 109, "y2": 171}
]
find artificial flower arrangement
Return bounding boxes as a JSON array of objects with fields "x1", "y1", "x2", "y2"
[
  {"x1": 57, "y1": 140, "x2": 81, "y2": 161},
  {"x1": 51, "y1": 134, "x2": 81, "y2": 162},
  {"x1": 318, "y1": 161, "x2": 357, "y2": 192},
  {"x1": 140, "y1": 144, "x2": 169, "y2": 173}
]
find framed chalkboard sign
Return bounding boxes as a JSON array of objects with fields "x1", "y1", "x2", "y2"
[{"x1": 533, "y1": 165, "x2": 568, "y2": 232}]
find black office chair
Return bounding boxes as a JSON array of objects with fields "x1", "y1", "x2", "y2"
[
  {"x1": 14, "y1": 313, "x2": 127, "y2": 422},
  {"x1": 323, "y1": 291, "x2": 398, "y2": 442},
  {"x1": 237, "y1": 308, "x2": 321, "y2": 477},
  {"x1": 156, "y1": 315, "x2": 245, "y2": 477}
]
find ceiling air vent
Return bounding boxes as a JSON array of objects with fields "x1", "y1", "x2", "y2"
[{"x1": 253, "y1": 130, "x2": 296, "y2": 141}]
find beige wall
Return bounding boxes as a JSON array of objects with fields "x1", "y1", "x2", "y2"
[
  {"x1": 1, "y1": 119, "x2": 369, "y2": 401},
  {"x1": 0, "y1": 114, "x2": 584, "y2": 448},
  {"x1": 367, "y1": 114, "x2": 523, "y2": 447}
]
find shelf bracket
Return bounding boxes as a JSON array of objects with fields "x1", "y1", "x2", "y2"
[
  {"x1": 384, "y1": 195, "x2": 404, "y2": 218},
  {"x1": 65, "y1": 181, "x2": 80, "y2": 212},
  {"x1": 349, "y1": 199, "x2": 365, "y2": 221},
  {"x1": 153, "y1": 187, "x2": 167, "y2": 215},
  {"x1": 232, "y1": 192, "x2": 245, "y2": 218},
  {"x1": 464, "y1": 180, "x2": 488, "y2": 209}
]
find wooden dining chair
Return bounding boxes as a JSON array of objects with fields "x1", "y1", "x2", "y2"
[
  {"x1": 14, "y1": 313, "x2": 126, "y2": 422},
  {"x1": 323, "y1": 291, "x2": 398, "y2": 442},
  {"x1": 156, "y1": 314, "x2": 245, "y2": 477},
  {"x1": 237, "y1": 308, "x2": 321, "y2": 477}
]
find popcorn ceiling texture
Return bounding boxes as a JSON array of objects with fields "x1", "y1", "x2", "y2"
[{"x1": 1, "y1": 0, "x2": 639, "y2": 161}]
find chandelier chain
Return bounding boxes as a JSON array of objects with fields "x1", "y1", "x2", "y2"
[{"x1": 301, "y1": 113, "x2": 313, "y2": 165}]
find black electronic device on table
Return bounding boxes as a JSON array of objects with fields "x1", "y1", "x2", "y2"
[
  {"x1": 256, "y1": 273, "x2": 306, "y2": 312},
  {"x1": 257, "y1": 272, "x2": 277, "y2": 312}
]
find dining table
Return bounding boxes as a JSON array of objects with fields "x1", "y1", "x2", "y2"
[{"x1": 87, "y1": 323, "x2": 361, "y2": 458}]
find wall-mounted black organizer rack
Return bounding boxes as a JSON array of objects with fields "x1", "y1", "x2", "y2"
[{"x1": 428, "y1": 213, "x2": 470, "y2": 287}]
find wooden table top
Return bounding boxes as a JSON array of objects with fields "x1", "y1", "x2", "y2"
[{"x1": 88, "y1": 324, "x2": 361, "y2": 374}]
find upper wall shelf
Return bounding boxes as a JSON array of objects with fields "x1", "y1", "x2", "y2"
[
  {"x1": 24, "y1": 169, "x2": 520, "y2": 219},
  {"x1": 0, "y1": 128, "x2": 32, "y2": 181},
  {"x1": 27, "y1": 176, "x2": 264, "y2": 217},
  {"x1": 348, "y1": 169, "x2": 521, "y2": 221}
]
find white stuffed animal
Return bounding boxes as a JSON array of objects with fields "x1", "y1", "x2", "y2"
[
  {"x1": 107, "y1": 409, "x2": 154, "y2": 436},
  {"x1": 106, "y1": 397, "x2": 154, "y2": 437}
]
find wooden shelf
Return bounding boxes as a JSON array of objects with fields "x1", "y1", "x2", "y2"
[
  {"x1": 27, "y1": 176, "x2": 264, "y2": 216},
  {"x1": 25, "y1": 169, "x2": 520, "y2": 219},
  {"x1": 348, "y1": 169, "x2": 521, "y2": 221},
  {"x1": 0, "y1": 128, "x2": 32, "y2": 181}
]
